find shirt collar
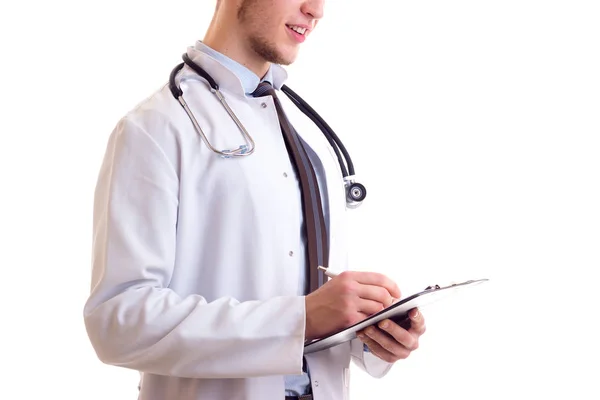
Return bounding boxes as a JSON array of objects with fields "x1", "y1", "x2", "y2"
[{"x1": 184, "y1": 40, "x2": 288, "y2": 97}]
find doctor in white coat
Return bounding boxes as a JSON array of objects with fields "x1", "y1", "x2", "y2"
[{"x1": 83, "y1": 0, "x2": 427, "y2": 399}]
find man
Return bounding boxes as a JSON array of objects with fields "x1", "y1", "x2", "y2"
[{"x1": 83, "y1": 0, "x2": 426, "y2": 399}]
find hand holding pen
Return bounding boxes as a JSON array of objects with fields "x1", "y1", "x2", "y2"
[
  {"x1": 307, "y1": 266, "x2": 426, "y2": 364},
  {"x1": 304, "y1": 266, "x2": 400, "y2": 341},
  {"x1": 318, "y1": 265, "x2": 399, "y2": 302}
]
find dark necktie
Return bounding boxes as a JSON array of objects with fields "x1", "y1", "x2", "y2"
[{"x1": 252, "y1": 82, "x2": 328, "y2": 294}]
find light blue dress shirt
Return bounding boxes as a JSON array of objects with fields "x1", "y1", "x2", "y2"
[{"x1": 193, "y1": 41, "x2": 312, "y2": 397}]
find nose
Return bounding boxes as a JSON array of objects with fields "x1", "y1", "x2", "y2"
[{"x1": 301, "y1": 0, "x2": 324, "y2": 20}]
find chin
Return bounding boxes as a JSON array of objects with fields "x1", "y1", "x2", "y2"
[
  {"x1": 250, "y1": 35, "x2": 301, "y2": 66},
  {"x1": 277, "y1": 47, "x2": 300, "y2": 65},
  {"x1": 278, "y1": 54, "x2": 298, "y2": 66}
]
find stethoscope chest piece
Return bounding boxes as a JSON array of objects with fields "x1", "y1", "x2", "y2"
[{"x1": 344, "y1": 177, "x2": 366, "y2": 209}]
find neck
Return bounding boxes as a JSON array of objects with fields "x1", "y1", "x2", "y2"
[{"x1": 203, "y1": 8, "x2": 270, "y2": 79}]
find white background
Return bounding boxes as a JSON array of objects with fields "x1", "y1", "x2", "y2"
[{"x1": 1, "y1": 0, "x2": 599, "y2": 399}]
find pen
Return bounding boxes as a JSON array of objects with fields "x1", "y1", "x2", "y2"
[{"x1": 318, "y1": 265, "x2": 338, "y2": 278}]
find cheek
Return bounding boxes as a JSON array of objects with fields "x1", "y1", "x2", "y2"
[{"x1": 251, "y1": 12, "x2": 279, "y2": 37}]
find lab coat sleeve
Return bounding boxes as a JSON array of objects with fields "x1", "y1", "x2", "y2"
[
  {"x1": 350, "y1": 337, "x2": 394, "y2": 378},
  {"x1": 83, "y1": 116, "x2": 306, "y2": 379}
]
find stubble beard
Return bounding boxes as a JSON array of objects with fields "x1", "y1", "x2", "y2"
[
  {"x1": 249, "y1": 35, "x2": 291, "y2": 65},
  {"x1": 237, "y1": 0, "x2": 292, "y2": 65}
]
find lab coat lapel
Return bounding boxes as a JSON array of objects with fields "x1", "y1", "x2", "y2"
[{"x1": 279, "y1": 93, "x2": 349, "y2": 271}]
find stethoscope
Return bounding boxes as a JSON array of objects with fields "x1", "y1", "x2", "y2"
[{"x1": 168, "y1": 53, "x2": 367, "y2": 208}]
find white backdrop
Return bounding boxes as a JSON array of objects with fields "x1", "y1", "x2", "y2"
[{"x1": 1, "y1": 0, "x2": 598, "y2": 399}]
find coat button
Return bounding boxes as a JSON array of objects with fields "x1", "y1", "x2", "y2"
[
  {"x1": 283, "y1": 172, "x2": 288, "y2": 177},
  {"x1": 314, "y1": 380, "x2": 319, "y2": 387},
  {"x1": 261, "y1": 102, "x2": 267, "y2": 108},
  {"x1": 289, "y1": 251, "x2": 294, "y2": 256}
]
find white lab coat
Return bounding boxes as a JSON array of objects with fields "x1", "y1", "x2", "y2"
[{"x1": 83, "y1": 48, "x2": 393, "y2": 400}]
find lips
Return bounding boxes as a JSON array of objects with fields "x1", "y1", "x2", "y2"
[
  {"x1": 286, "y1": 24, "x2": 309, "y2": 43},
  {"x1": 287, "y1": 24, "x2": 307, "y2": 35}
]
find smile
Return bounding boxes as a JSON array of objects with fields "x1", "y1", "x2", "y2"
[
  {"x1": 287, "y1": 25, "x2": 307, "y2": 35},
  {"x1": 286, "y1": 24, "x2": 309, "y2": 43}
]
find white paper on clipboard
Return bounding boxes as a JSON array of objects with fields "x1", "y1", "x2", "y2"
[{"x1": 303, "y1": 278, "x2": 489, "y2": 354}]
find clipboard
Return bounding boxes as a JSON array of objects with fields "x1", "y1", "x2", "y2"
[{"x1": 303, "y1": 278, "x2": 489, "y2": 354}]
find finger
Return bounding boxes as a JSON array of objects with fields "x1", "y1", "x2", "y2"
[
  {"x1": 359, "y1": 327, "x2": 410, "y2": 362},
  {"x1": 408, "y1": 308, "x2": 426, "y2": 336},
  {"x1": 392, "y1": 315, "x2": 412, "y2": 330},
  {"x1": 355, "y1": 298, "x2": 387, "y2": 315},
  {"x1": 357, "y1": 330, "x2": 390, "y2": 360},
  {"x1": 376, "y1": 319, "x2": 419, "y2": 350},
  {"x1": 362, "y1": 340, "x2": 398, "y2": 363},
  {"x1": 341, "y1": 271, "x2": 401, "y2": 299},
  {"x1": 364, "y1": 325, "x2": 405, "y2": 353},
  {"x1": 355, "y1": 284, "x2": 396, "y2": 308}
]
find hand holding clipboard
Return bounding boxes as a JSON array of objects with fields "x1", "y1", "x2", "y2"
[
  {"x1": 304, "y1": 267, "x2": 403, "y2": 345},
  {"x1": 304, "y1": 267, "x2": 489, "y2": 355}
]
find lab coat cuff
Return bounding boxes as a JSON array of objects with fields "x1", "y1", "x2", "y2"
[{"x1": 350, "y1": 337, "x2": 393, "y2": 378}]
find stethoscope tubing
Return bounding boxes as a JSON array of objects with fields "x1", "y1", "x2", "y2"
[
  {"x1": 279, "y1": 84, "x2": 353, "y2": 177},
  {"x1": 170, "y1": 54, "x2": 355, "y2": 179}
]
